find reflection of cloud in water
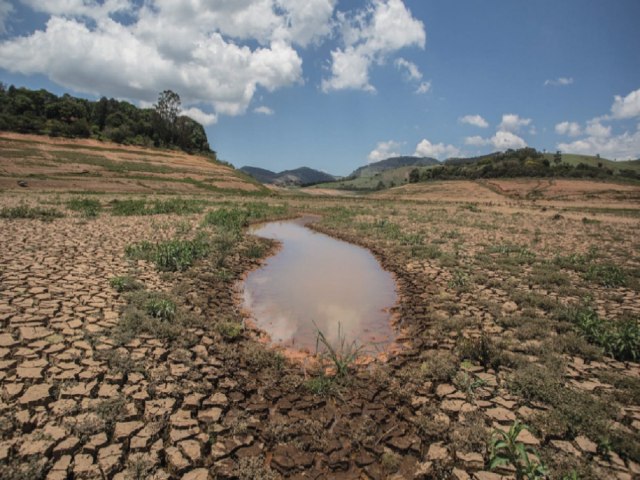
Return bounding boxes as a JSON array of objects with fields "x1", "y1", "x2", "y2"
[
  {"x1": 243, "y1": 220, "x2": 397, "y2": 352},
  {"x1": 314, "y1": 303, "x2": 363, "y2": 346}
]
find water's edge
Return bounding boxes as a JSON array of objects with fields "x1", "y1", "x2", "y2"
[{"x1": 236, "y1": 216, "x2": 403, "y2": 361}]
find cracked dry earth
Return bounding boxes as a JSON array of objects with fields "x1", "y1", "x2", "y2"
[{"x1": 1, "y1": 194, "x2": 640, "y2": 480}]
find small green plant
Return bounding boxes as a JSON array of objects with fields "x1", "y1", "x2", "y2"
[
  {"x1": 217, "y1": 321, "x2": 243, "y2": 340},
  {"x1": 453, "y1": 371, "x2": 487, "y2": 400},
  {"x1": 67, "y1": 197, "x2": 102, "y2": 217},
  {"x1": 314, "y1": 322, "x2": 363, "y2": 379},
  {"x1": 448, "y1": 269, "x2": 469, "y2": 290},
  {"x1": 144, "y1": 297, "x2": 177, "y2": 322},
  {"x1": 489, "y1": 420, "x2": 547, "y2": 479},
  {"x1": 304, "y1": 375, "x2": 335, "y2": 396},
  {"x1": 458, "y1": 333, "x2": 504, "y2": 371},
  {"x1": 109, "y1": 275, "x2": 143, "y2": 293}
]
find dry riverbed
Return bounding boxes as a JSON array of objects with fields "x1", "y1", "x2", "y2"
[{"x1": 0, "y1": 188, "x2": 639, "y2": 480}]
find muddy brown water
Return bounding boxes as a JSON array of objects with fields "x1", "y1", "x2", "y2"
[{"x1": 242, "y1": 217, "x2": 398, "y2": 354}]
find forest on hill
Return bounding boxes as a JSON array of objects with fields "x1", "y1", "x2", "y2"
[
  {"x1": 0, "y1": 85, "x2": 212, "y2": 155},
  {"x1": 408, "y1": 148, "x2": 640, "y2": 183}
]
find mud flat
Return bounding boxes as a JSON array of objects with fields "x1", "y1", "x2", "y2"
[{"x1": 0, "y1": 187, "x2": 638, "y2": 479}]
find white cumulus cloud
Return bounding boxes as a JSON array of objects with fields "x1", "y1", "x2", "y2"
[
  {"x1": 368, "y1": 140, "x2": 402, "y2": 162},
  {"x1": 610, "y1": 87, "x2": 640, "y2": 119},
  {"x1": 555, "y1": 121, "x2": 582, "y2": 137},
  {"x1": 585, "y1": 120, "x2": 611, "y2": 138},
  {"x1": 459, "y1": 114, "x2": 489, "y2": 128},
  {"x1": 322, "y1": 0, "x2": 426, "y2": 93},
  {"x1": 491, "y1": 131, "x2": 527, "y2": 150},
  {"x1": 0, "y1": 1, "x2": 347, "y2": 118},
  {"x1": 555, "y1": 87, "x2": 640, "y2": 160},
  {"x1": 559, "y1": 124, "x2": 640, "y2": 160},
  {"x1": 498, "y1": 113, "x2": 532, "y2": 133},
  {"x1": 181, "y1": 107, "x2": 217, "y2": 126},
  {"x1": 414, "y1": 139, "x2": 459, "y2": 160}
]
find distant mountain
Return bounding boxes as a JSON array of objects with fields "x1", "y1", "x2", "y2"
[
  {"x1": 240, "y1": 166, "x2": 336, "y2": 186},
  {"x1": 239, "y1": 166, "x2": 279, "y2": 184},
  {"x1": 349, "y1": 156, "x2": 440, "y2": 179}
]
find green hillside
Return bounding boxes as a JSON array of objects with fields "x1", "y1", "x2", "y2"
[{"x1": 543, "y1": 153, "x2": 640, "y2": 172}]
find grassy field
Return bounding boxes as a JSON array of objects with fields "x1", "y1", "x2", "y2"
[{"x1": 0, "y1": 133, "x2": 639, "y2": 479}]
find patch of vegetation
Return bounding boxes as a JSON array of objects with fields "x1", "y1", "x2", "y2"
[
  {"x1": 111, "y1": 199, "x2": 148, "y2": 216},
  {"x1": 216, "y1": 320, "x2": 243, "y2": 341},
  {"x1": 303, "y1": 374, "x2": 336, "y2": 396},
  {"x1": 584, "y1": 263, "x2": 626, "y2": 288},
  {"x1": 109, "y1": 275, "x2": 143, "y2": 293},
  {"x1": 419, "y1": 350, "x2": 459, "y2": 382},
  {"x1": 508, "y1": 362, "x2": 639, "y2": 461},
  {"x1": 67, "y1": 197, "x2": 102, "y2": 217},
  {"x1": 113, "y1": 290, "x2": 201, "y2": 343},
  {"x1": 203, "y1": 203, "x2": 290, "y2": 232},
  {"x1": 556, "y1": 306, "x2": 640, "y2": 361},
  {"x1": 111, "y1": 198, "x2": 204, "y2": 216},
  {"x1": 458, "y1": 334, "x2": 508, "y2": 371},
  {"x1": 0, "y1": 204, "x2": 64, "y2": 221},
  {"x1": 126, "y1": 234, "x2": 210, "y2": 272},
  {"x1": 144, "y1": 297, "x2": 177, "y2": 322}
]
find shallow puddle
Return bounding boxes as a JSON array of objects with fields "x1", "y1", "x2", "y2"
[{"x1": 242, "y1": 217, "x2": 398, "y2": 354}]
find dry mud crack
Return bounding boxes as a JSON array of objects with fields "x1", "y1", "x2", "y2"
[{"x1": 0, "y1": 196, "x2": 639, "y2": 480}]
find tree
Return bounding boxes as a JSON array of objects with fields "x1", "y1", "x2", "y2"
[
  {"x1": 153, "y1": 90, "x2": 181, "y2": 145},
  {"x1": 553, "y1": 150, "x2": 562, "y2": 165},
  {"x1": 155, "y1": 90, "x2": 181, "y2": 125},
  {"x1": 408, "y1": 168, "x2": 420, "y2": 183}
]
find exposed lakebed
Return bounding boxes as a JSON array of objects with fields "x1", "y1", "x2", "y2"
[{"x1": 242, "y1": 217, "x2": 398, "y2": 354}]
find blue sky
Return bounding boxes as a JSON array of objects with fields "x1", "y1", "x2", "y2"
[{"x1": 1, "y1": 0, "x2": 639, "y2": 175}]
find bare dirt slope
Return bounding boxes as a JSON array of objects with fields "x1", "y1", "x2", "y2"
[{"x1": 0, "y1": 133, "x2": 264, "y2": 194}]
